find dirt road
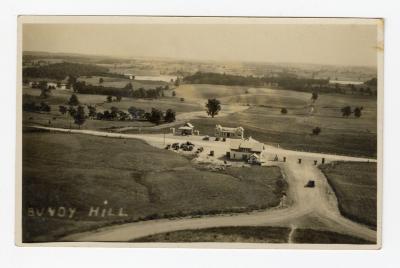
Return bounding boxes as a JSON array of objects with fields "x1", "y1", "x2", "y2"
[{"x1": 29, "y1": 126, "x2": 377, "y2": 242}]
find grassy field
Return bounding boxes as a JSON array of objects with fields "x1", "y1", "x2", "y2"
[
  {"x1": 319, "y1": 162, "x2": 377, "y2": 228},
  {"x1": 178, "y1": 84, "x2": 377, "y2": 158},
  {"x1": 133, "y1": 226, "x2": 291, "y2": 243},
  {"x1": 131, "y1": 226, "x2": 373, "y2": 244},
  {"x1": 22, "y1": 131, "x2": 286, "y2": 242},
  {"x1": 78, "y1": 76, "x2": 167, "y2": 89}
]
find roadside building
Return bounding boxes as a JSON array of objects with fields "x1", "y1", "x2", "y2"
[
  {"x1": 178, "y1": 122, "x2": 195, "y2": 135},
  {"x1": 47, "y1": 82, "x2": 58, "y2": 89},
  {"x1": 215, "y1": 125, "x2": 244, "y2": 139},
  {"x1": 228, "y1": 137, "x2": 265, "y2": 161},
  {"x1": 58, "y1": 83, "x2": 68, "y2": 90}
]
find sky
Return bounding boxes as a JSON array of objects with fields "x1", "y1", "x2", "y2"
[{"x1": 23, "y1": 22, "x2": 378, "y2": 67}]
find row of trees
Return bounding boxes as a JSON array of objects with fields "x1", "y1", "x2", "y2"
[
  {"x1": 58, "y1": 104, "x2": 86, "y2": 128},
  {"x1": 23, "y1": 101, "x2": 51, "y2": 112},
  {"x1": 183, "y1": 72, "x2": 377, "y2": 96},
  {"x1": 183, "y1": 71, "x2": 330, "y2": 91},
  {"x1": 341, "y1": 106, "x2": 363, "y2": 118},
  {"x1": 23, "y1": 62, "x2": 113, "y2": 80},
  {"x1": 59, "y1": 94, "x2": 176, "y2": 126},
  {"x1": 73, "y1": 81, "x2": 165, "y2": 99}
]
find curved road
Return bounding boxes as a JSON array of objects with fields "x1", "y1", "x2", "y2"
[{"x1": 29, "y1": 126, "x2": 377, "y2": 243}]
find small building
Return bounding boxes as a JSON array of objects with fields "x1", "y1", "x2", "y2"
[
  {"x1": 178, "y1": 122, "x2": 194, "y2": 135},
  {"x1": 228, "y1": 137, "x2": 265, "y2": 161},
  {"x1": 57, "y1": 83, "x2": 68, "y2": 90},
  {"x1": 215, "y1": 125, "x2": 244, "y2": 139},
  {"x1": 47, "y1": 82, "x2": 57, "y2": 89}
]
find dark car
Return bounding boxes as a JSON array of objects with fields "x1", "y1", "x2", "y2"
[
  {"x1": 172, "y1": 143, "x2": 180, "y2": 150},
  {"x1": 305, "y1": 180, "x2": 315, "y2": 188}
]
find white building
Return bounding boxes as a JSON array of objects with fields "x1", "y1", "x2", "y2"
[
  {"x1": 47, "y1": 82, "x2": 58, "y2": 89},
  {"x1": 228, "y1": 137, "x2": 265, "y2": 161},
  {"x1": 215, "y1": 125, "x2": 244, "y2": 139},
  {"x1": 178, "y1": 122, "x2": 195, "y2": 135}
]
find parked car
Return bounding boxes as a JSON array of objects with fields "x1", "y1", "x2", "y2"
[
  {"x1": 165, "y1": 144, "x2": 171, "y2": 150},
  {"x1": 172, "y1": 143, "x2": 180, "y2": 150},
  {"x1": 203, "y1": 136, "x2": 210, "y2": 141},
  {"x1": 305, "y1": 180, "x2": 315, "y2": 188}
]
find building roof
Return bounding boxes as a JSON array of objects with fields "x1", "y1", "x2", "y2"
[
  {"x1": 178, "y1": 126, "x2": 193, "y2": 130},
  {"x1": 216, "y1": 124, "x2": 244, "y2": 133},
  {"x1": 230, "y1": 137, "x2": 264, "y2": 153},
  {"x1": 184, "y1": 122, "x2": 194, "y2": 128}
]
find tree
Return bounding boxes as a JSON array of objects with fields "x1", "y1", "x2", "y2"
[
  {"x1": 354, "y1": 107, "x2": 363, "y2": 118},
  {"x1": 174, "y1": 77, "x2": 181, "y2": 87},
  {"x1": 311, "y1": 92, "x2": 318, "y2": 102},
  {"x1": 74, "y1": 105, "x2": 86, "y2": 129},
  {"x1": 99, "y1": 77, "x2": 104, "y2": 84},
  {"x1": 164, "y1": 109, "x2": 176, "y2": 123},
  {"x1": 281, "y1": 108, "x2": 288, "y2": 114},
  {"x1": 59, "y1": 105, "x2": 67, "y2": 115},
  {"x1": 312, "y1": 127, "x2": 321, "y2": 135},
  {"x1": 341, "y1": 106, "x2": 352, "y2": 117},
  {"x1": 39, "y1": 102, "x2": 51, "y2": 112},
  {"x1": 128, "y1": 106, "x2": 137, "y2": 118},
  {"x1": 125, "y1": 82, "x2": 133, "y2": 90},
  {"x1": 39, "y1": 81, "x2": 50, "y2": 98},
  {"x1": 110, "y1": 106, "x2": 119, "y2": 119},
  {"x1": 116, "y1": 95, "x2": 122, "y2": 102},
  {"x1": 87, "y1": 105, "x2": 97, "y2": 118},
  {"x1": 67, "y1": 75, "x2": 78, "y2": 90},
  {"x1": 206, "y1": 98, "x2": 221, "y2": 118},
  {"x1": 68, "y1": 94, "x2": 79, "y2": 106},
  {"x1": 68, "y1": 106, "x2": 77, "y2": 118},
  {"x1": 106, "y1": 95, "x2": 113, "y2": 103},
  {"x1": 149, "y1": 108, "x2": 163, "y2": 125}
]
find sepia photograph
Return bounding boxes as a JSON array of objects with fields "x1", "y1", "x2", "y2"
[{"x1": 16, "y1": 16, "x2": 383, "y2": 248}]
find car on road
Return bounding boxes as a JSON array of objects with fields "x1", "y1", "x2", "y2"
[
  {"x1": 305, "y1": 180, "x2": 315, "y2": 188},
  {"x1": 202, "y1": 135, "x2": 210, "y2": 141}
]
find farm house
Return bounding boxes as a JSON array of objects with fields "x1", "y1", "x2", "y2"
[
  {"x1": 228, "y1": 137, "x2": 265, "y2": 161},
  {"x1": 215, "y1": 125, "x2": 244, "y2": 139}
]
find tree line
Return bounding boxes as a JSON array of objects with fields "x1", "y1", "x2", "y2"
[
  {"x1": 73, "y1": 81, "x2": 165, "y2": 99},
  {"x1": 22, "y1": 62, "x2": 116, "y2": 80},
  {"x1": 183, "y1": 71, "x2": 377, "y2": 96},
  {"x1": 57, "y1": 94, "x2": 176, "y2": 129},
  {"x1": 183, "y1": 71, "x2": 329, "y2": 91}
]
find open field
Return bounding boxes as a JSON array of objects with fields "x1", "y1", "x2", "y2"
[
  {"x1": 174, "y1": 84, "x2": 377, "y2": 158},
  {"x1": 131, "y1": 226, "x2": 373, "y2": 244},
  {"x1": 191, "y1": 106, "x2": 376, "y2": 158},
  {"x1": 319, "y1": 162, "x2": 377, "y2": 228},
  {"x1": 23, "y1": 131, "x2": 286, "y2": 242},
  {"x1": 133, "y1": 226, "x2": 291, "y2": 243},
  {"x1": 78, "y1": 75, "x2": 167, "y2": 89}
]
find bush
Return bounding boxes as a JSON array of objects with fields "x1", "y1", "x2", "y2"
[
  {"x1": 312, "y1": 127, "x2": 321, "y2": 135},
  {"x1": 281, "y1": 108, "x2": 288, "y2": 114}
]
